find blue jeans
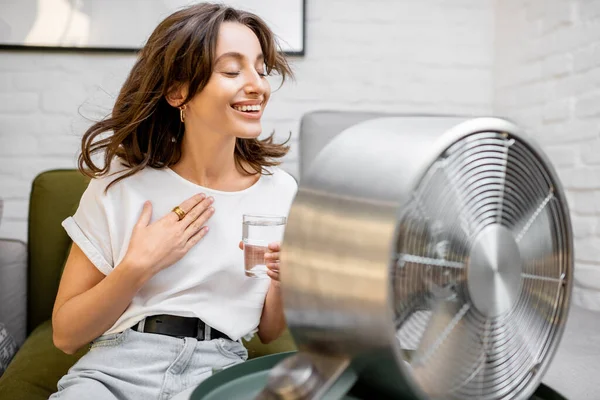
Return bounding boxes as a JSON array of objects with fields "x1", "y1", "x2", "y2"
[{"x1": 49, "y1": 328, "x2": 247, "y2": 400}]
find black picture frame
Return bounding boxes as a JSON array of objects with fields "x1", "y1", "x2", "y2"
[{"x1": 0, "y1": 0, "x2": 306, "y2": 56}]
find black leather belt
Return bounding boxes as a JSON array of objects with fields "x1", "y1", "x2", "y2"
[{"x1": 135, "y1": 314, "x2": 231, "y2": 341}]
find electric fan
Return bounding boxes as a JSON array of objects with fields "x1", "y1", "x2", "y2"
[{"x1": 263, "y1": 117, "x2": 572, "y2": 400}]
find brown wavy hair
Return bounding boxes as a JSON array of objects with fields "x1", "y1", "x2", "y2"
[{"x1": 78, "y1": 2, "x2": 293, "y2": 189}]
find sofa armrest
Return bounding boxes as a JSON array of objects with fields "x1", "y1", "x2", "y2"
[{"x1": 0, "y1": 239, "x2": 27, "y2": 346}]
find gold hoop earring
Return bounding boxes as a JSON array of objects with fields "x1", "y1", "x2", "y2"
[{"x1": 179, "y1": 105, "x2": 186, "y2": 123}]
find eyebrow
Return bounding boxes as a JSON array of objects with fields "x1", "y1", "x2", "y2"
[{"x1": 215, "y1": 52, "x2": 264, "y2": 64}]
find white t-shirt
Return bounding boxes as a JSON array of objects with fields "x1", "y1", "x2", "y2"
[{"x1": 62, "y1": 160, "x2": 298, "y2": 341}]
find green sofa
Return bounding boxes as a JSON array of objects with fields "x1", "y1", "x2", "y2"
[{"x1": 0, "y1": 169, "x2": 296, "y2": 400}]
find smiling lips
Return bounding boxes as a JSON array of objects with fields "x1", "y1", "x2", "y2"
[
  {"x1": 232, "y1": 104, "x2": 261, "y2": 112},
  {"x1": 231, "y1": 102, "x2": 263, "y2": 119}
]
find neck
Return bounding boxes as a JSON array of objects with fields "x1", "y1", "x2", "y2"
[{"x1": 171, "y1": 123, "x2": 258, "y2": 191}]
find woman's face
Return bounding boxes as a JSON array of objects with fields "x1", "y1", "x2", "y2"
[{"x1": 186, "y1": 22, "x2": 271, "y2": 139}]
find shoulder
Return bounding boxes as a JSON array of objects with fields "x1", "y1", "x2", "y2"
[
  {"x1": 259, "y1": 167, "x2": 298, "y2": 211},
  {"x1": 84, "y1": 158, "x2": 142, "y2": 198},
  {"x1": 263, "y1": 167, "x2": 298, "y2": 193}
]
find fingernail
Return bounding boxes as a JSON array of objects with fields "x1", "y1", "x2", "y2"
[
  {"x1": 209, "y1": 196, "x2": 214, "y2": 203},
  {"x1": 209, "y1": 207, "x2": 215, "y2": 213},
  {"x1": 199, "y1": 193, "x2": 206, "y2": 199}
]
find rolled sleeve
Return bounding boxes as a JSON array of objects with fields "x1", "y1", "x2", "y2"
[
  {"x1": 61, "y1": 178, "x2": 115, "y2": 276},
  {"x1": 62, "y1": 217, "x2": 113, "y2": 275}
]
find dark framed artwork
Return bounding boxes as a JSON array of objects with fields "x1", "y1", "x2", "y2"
[{"x1": 0, "y1": 0, "x2": 305, "y2": 55}]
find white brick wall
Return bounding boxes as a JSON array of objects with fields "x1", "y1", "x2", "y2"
[
  {"x1": 2, "y1": 0, "x2": 598, "y2": 304},
  {"x1": 494, "y1": 0, "x2": 600, "y2": 302},
  {"x1": 0, "y1": 0, "x2": 495, "y2": 242}
]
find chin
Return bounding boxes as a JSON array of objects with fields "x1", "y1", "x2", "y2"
[
  {"x1": 237, "y1": 132, "x2": 262, "y2": 140},
  {"x1": 235, "y1": 124, "x2": 263, "y2": 139}
]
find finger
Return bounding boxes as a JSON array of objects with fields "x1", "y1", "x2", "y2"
[
  {"x1": 238, "y1": 241, "x2": 244, "y2": 250},
  {"x1": 265, "y1": 251, "x2": 280, "y2": 261},
  {"x1": 267, "y1": 262, "x2": 280, "y2": 271},
  {"x1": 168, "y1": 193, "x2": 206, "y2": 222},
  {"x1": 136, "y1": 201, "x2": 153, "y2": 228},
  {"x1": 183, "y1": 204, "x2": 215, "y2": 238},
  {"x1": 184, "y1": 226, "x2": 210, "y2": 251},
  {"x1": 268, "y1": 242, "x2": 281, "y2": 251},
  {"x1": 182, "y1": 195, "x2": 214, "y2": 228},
  {"x1": 267, "y1": 269, "x2": 280, "y2": 281}
]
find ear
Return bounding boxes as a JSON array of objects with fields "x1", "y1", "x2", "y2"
[{"x1": 165, "y1": 83, "x2": 189, "y2": 108}]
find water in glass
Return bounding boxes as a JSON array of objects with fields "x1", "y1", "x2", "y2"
[{"x1": 243, "y1": 216, "x2": 286, "y2": 277}]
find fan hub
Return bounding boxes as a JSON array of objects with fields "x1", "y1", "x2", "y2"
[{"x1": 467, "y1": 224, "x2": 523, "y2": 317}]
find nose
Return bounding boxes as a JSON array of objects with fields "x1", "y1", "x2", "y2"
[{"x1": 243, "y1": 70, "x2": 266, "y2": 96}]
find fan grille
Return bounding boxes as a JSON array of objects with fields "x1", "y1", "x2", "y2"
[{"x1": 392, "y1": 132, "x2": 571, "y2": 400}]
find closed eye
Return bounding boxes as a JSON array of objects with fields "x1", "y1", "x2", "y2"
[{"x1": 222, "y1": 70, "x2": 267, "y2": 78}]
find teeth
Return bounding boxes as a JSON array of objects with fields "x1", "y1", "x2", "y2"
[{"x1": 233, "y1": 104, "x2": 261, "y2": 112}]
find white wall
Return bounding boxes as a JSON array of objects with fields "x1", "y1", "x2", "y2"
[
  {"x1": 494, "y1": 0, "x2": 600, "y2": 308},
  {"x1": 0, "y1": 0, "x2": 496, "y2": 242}
]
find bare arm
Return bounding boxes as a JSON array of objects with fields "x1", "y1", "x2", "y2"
[
  {"x1": 257, "y1": 281, "x2": 286, "y2": 343},
  {"x1": 52, "y1": 194, "x2": 214, "y2": 354},
  {"x1": 52, "y1": 245, "x2": 151, "y2": 354},
  {"x1": 256, "y1": 242, "x2": 286, "y2": 343}
]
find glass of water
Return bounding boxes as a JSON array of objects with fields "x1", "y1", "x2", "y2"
[{"x1": 242, "y1": 214, "x2": 287, "y2": 278}]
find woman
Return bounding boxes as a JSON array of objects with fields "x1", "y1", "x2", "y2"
[{"x1": 50, "y1": 3, "x2": 297, "y2": 399}]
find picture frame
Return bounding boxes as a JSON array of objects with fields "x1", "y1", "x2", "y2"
[{"x1": 0, "y1": 0, "x2": 305, "y2": 55}]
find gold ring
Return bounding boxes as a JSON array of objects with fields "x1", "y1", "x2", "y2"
[{"x1": 172, "y1": 206, "x2": 186, "y2": 221}]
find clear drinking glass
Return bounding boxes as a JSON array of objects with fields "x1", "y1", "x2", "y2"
[{"x1": 243, "y1": 214, "x2": 287, "y2": 278}]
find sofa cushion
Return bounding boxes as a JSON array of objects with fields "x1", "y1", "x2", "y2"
[
  {"x1": 0, "y1": 320, "x2": 86, "y2": 400},
  {"x1": 243, "y1": 328, "x2": 296, "y2": 359},
  {"x1": 28, "y1": 170, "x2": 90, "y2": 333},
  {"x1": 0, "y1": 240, "x2": 27, "y2": 346},
  {"x1": 0, "y1": 323, "x2": 18, "y2": 376}
]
